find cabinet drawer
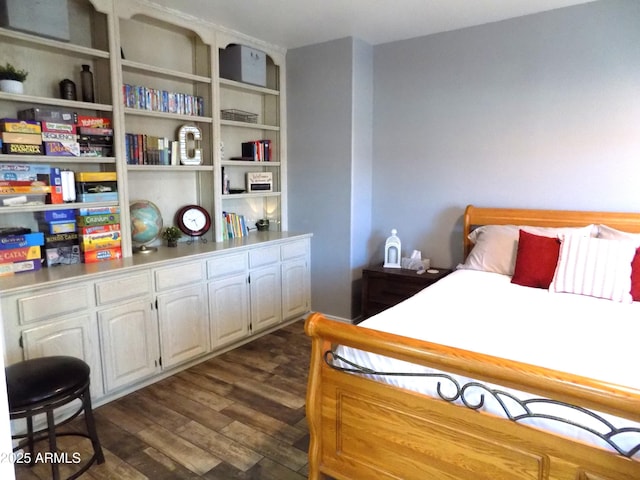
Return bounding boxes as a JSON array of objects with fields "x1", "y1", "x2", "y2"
[
  {"x1": 207, "y1": 253, "x2": 247, "y2": 279},
  {"x1": 95, "y1": 272, "x2": 152, "y2": 305},
  {"x1": 17, "y1": 285, "x2": 92, "y2": 325},
  {"x1": 281, "y1": 241, "x2": 307, "y2": 261},
  {"x1": 154, "y1": 261, "x2": 205, "y2": 291},
  {"x1": 249, "y1": 246, "x2": 280, "y2": 268}
]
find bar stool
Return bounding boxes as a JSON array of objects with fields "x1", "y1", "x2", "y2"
[{"x1": 6, "y1": 356, "x2": 105, "y2": 480}]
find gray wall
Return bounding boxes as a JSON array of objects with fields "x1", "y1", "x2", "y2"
[
  {"x1": 288, "y1": 0, "x2": 640, "y2": 320},
  {"x1": 372, "y1": 0, "x2": 640, "y2": 268},
  {"x1": 287, "y1": 38, "x2": 362, "y2": 318}
]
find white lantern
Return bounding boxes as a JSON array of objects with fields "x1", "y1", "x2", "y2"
[{"x1": 383, "y1": 229, "x2": 401, "y2": 268}]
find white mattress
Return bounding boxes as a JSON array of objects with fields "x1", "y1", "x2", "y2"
[{"x1": 335, "y1": 269, "x2": 640, "y2": 457}]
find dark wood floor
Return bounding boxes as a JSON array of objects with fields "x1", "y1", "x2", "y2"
[{"x1": 14, "y1": 320, "x2": 312, "y2": 480}]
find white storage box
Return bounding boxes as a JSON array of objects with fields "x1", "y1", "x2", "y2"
[
  {"x1": 219, "y1": 45, "x2": 266, "y2": 87},
  {"x1": 0, "y1": 0, "x2": 70, "y2": 41}
]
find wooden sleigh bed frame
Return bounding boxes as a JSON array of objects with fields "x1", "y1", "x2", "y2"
[{"x1": 305, "y1": 205, "x2": 640, "y2": 480}]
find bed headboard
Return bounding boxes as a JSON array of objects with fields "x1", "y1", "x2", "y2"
[{"x1": 463, "y1": 205, "x2": 640, "y2": 258}]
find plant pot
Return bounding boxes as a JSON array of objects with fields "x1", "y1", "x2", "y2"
[
  {"x1": 0, "y1": 80, "x2": 24, "y2": 94},
  {"x1": 167, "y1": 240, "x2": 178, "y2": 247}
]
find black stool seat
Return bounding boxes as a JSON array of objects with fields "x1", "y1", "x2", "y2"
[
  {"x1": 6, "y1": 355, "x2": 104, "y2": 480},
  {"x1": 6, "y1": 356, "x2": 89, "y2": 410}
]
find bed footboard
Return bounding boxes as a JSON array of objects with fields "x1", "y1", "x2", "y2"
[{"x1": 305, "y1": 313, "x2": 640, "y2": 480}]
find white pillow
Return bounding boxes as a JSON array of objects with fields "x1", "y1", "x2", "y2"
[
  {"x1": 550, "y1": 235, "x2": 636, "y2": 303},
  {"x1": 597, "y1": 224, "x2": 640, "y2": 245},
  {"x1": 459, "y1": 224, "x2": 596, "y2": 276}
]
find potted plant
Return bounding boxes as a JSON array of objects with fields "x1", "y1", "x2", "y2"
[
  {"x1": 161, "y1": 226, "x2": 182, "y2": 247},
  {"x1": 0, "y1": 63, "x2": 28, "y2": 94}
]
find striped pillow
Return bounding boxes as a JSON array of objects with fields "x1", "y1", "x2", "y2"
[{"x1": 550, "y1": 235, "x2": 636, "y2": 303}]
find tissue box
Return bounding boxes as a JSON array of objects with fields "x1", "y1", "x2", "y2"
[{"x1": 219, "y1": 45, "x2": 266, "y2": 87}]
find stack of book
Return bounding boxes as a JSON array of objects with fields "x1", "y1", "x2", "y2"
[
  {"x1": 123, "y1": 84, "x2": 205, "y2": 117},
  {"x1": 75, "y1": 171, "x2": 117, "y2": 203},
  {"x1": 124, "y1": 133, "x2": 172, "y2": 165},
  {"x1": 0, "y1": 163, "x2": 53, "y2": 207},
  {"x1": 0, "y1": 229, "x2": 44, "y2": 276},
  {"x1": 38, "y1": 208, "x2": 76, "y2": 236},
  {"x1": 222, "y1": 212, "x2": 248, "y2": 239},
  {"x1": 41, "y1": 121, "x2": 79, "y2": 157},
  {"x1": 78, "y1": 126, "x2": 113, "y2": 158},
  {"x1": 0, "y1": 119, "x2": 43, "y2": 156},
  {"x1": 240, "y1": 139, "x2": 272, "y2": 162},
  {"x1": 76, "y1": 207, "x2": 121, "y2": 263}
]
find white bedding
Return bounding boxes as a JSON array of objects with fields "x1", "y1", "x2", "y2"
[{"x1": 335, "y1": 269, "x2": 640, "y2": 457}]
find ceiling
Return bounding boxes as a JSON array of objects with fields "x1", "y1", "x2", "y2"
[{"x1": 148, "y1": 0, "x2": 598, "y2": 49}]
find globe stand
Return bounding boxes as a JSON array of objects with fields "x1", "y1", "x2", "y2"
[
  {"x1": 186, "y1": 236, "x2": 207, "y2": 245},
  {"x1": 133, "y1": 244, "x2": 158, "y2": 254}
]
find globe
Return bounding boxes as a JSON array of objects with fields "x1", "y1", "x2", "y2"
[{"x1": 130, "y1": 200, "x2": 163, "y2": 247}]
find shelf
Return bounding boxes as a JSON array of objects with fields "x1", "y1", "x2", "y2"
[
  {"x1": 222, "y1": 192, "x2": 281, "y2": 200},
  {"x1": 0, "y1": 92, "x2": 113, "y2": 112},
  {"x1": 222, "y1": 161, "x2": 281, "y2": 167},
  {"x1": 220, "y1": 119, "x2": 279, "y2": 131},
  {"x1": 219, "y1": 78, "x2": 279, "y2": 96},
  {"x1": 0, "y1": 27, "x2": 110, "y2": 60},
  {"x1": 124, "y1": 107, "x2": 213, "y2": 123},
  {"x1": 127, "y1": 165, "x2": 213, "y2": 172},
  {"x1": 0, "y1": 200, "x2": 118, "y2": 215},
  {"x1": 121, "y1": 59, "x2": 211, "y2": 84},
  {"x1": 0, "y1": 155, "x2": 116, "y2": 164}
]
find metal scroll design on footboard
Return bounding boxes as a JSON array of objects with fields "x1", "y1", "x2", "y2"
[{"x1": 325, "y1": 350, "x2": 640, "y2": 459}]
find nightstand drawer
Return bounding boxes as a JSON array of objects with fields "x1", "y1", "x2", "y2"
[{"x1": 361, "y1": 265, "x2": 452, "y2": 320}]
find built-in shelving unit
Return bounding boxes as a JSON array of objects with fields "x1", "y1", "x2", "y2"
[{"x1": 0, "y1": 0, "x2": 289, "y2": 259}]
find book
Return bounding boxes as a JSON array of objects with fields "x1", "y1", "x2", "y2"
[
  {"x1": 36, "y1": 209, "x2": 76, "y2": 223},
  {"x1": 77, "y1": 192, "x2": 119, "y2": 203},
  {"x1": 2, "y1": 143, "x2": 43, "y2": 155},
  {"x1": 43, "y1": 244, "x2": 81, "y2": 267},
  {"x1": 76, "y1": 116, "x2": 111, "y2": 128},
  {"x1": 75, "y1": 213, "x2": 120, "y2": 227},
  {"x1": 41, "y1": 121, "x2": 76, "y2": 134},
  {"x1": 44, "y1": 141, "x2": 80, "y2": 156},
  {"x1": 75, "y1": 171, "x2": 117, "y2": 182},
  {"x1": 77, "y1": 206, "x2": 120, "y2": 216},
  {"x1": 0, "y1": 246, "x2": 41, "y2": 262},
  {"x1": 39, "y1": 220, "x2": 76, "y2": 234},
  {"x1": 1, "y1": 132, "x2": 43, "y2": 145},
  {"x1": 78, "y1": 223, "x2": 120, "y2": 235},
  {"x1": 0, "y1": 163, "x2": 50, "y2": 181},
  {"x1": 82, "y1": 247, "x2": 122, "y2": 263},
  {"x1": 0, "y1": 185, "x2": 51, "y2": 194},
  {"x1": 44, "y1": 232, "x2": 79, "y2": 244},
  {"x1": 79, "y1": 231, "x2": 121, "y2": 252},
  {"x1": 0, "y1": 259, "x2": 42, "y2": 276},
  {"x1": 0, "y1": 119, "x2": 41, "y2": 134}
]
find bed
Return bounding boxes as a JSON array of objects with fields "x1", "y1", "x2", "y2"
[{"x1": 305, "y1": 205, "x2": 640, "y2": 480}]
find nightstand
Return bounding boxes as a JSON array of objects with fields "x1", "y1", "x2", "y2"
[{"x1": 360, "y1": 265, "x2": 453, "y2": 320}]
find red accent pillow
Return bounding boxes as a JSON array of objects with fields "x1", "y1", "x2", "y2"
[
  {"x1": 511, "y1": 230, "x2": 561, "y2": 289},
  {"x1": 631, "y1": 248, "x2": 640, "y2": 301}
]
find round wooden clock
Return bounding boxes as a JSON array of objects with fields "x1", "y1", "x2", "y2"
[{"x1": 176, "y1": 205, "x2": 211, "y2": 237}]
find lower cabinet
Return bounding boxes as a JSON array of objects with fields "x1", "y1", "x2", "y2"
[
  {"x1": 282, "y1": 257, "x2": 310, "y2": 320},
  {"x1": 98, "y1": 299, "x2": 159, "y2": 393},
  {"x1": 1, "y1": 234, "x2": 311, "y2": 405},
  {"x1": 209, "y1": 273, "x2": 250, "y2": 347},
  {"x1": 250, "y1": 265, "x2": 282, "y2": 332},
  {"x1": 156, "y1": 283, "x2": 210, "y2": 369},
  {"x1": 21, "y1": 313, "x2": 103, "y2": 398}
]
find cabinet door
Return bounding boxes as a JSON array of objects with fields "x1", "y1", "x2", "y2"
[
  {"x1": 282, "y1": 258, "x2": 310, "y2": 320},
  {"x1": 22, "y1": 314, "x2": 103, "y2": 398},
  {"x1": 157, "y1": 284, "x2": 210, "y2": 368},
  {"x1": 98, "y1": 299, "x2": 159, "y2": 393},
  {"x1": 250, "y1": 265, "x2": 282, "y2": 332},
  {"x1": 209, "y1": 274, "x2": 250, "y2": 348}
]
